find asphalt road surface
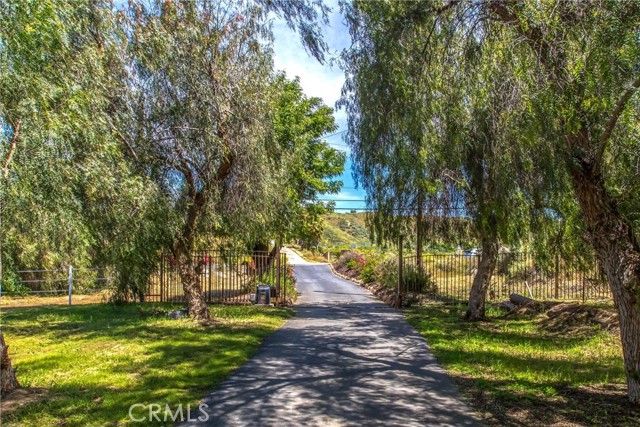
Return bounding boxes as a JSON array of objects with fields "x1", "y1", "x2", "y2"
[{"x1": 179, "y1": 249, "x2": 480, "y2": 427}]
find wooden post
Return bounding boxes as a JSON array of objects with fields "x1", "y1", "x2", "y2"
[
  {"x1": 397, "y1": 235, "x2": 403, "y2": 308},
  {"x1": 67, "y1": 265, "x2": 73, "y2": 305}
]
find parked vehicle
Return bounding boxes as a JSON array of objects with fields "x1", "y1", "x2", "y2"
[{"x1": 464, "y1": 248, "x2": 480, "y2": 257}]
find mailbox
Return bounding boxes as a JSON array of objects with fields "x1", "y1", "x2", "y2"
[{"x1": 256, "y1": 285, "x2": 271, "y2": 305}]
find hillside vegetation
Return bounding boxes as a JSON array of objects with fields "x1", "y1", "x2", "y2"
[{"x1": 321, "y1": 212, "x2": 373, "y2": 249}]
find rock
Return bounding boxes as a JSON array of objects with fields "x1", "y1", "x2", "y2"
[
  {"x1": 500, "y1": 301, "x2": 516, "y2": 311},
  {"x1": 168, "y1": 308, "x2": 189, "y2": 319}
]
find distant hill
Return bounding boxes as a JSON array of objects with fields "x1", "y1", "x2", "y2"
[
  {"x1": 321, "y1": 212, "x2": 375, "y2": 249},
  {"x1": 319, "y1": 211, "x2": 476, "y2": 252}
]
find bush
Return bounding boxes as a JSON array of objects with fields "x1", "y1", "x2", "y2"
[
  {"x1": 403, "y1": 264, "x2": 437, "y2": 294},
  {"x1": 336, "y1": 250, "x2": 365, "y2": 275},
  {"x1": 375, "y1": 257, "x2": 399, "y2": 290},
  {"x1": 360, "y1": 255, "x2": 380, "y2": 284},
  {"x1": 374, "y1": 257, "x2": 437, "y2": 294}
]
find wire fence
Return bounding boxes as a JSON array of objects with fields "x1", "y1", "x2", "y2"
[
  {"x1": 1, "y1": 266, "x2": 114, "y2": 304},
  {"x1": 402, "y1": 252, "x2": 611, "y2": 303}
]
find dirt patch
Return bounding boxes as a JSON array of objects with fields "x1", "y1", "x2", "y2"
[
  {"x1": 539, "y1": 303, "x2": 618, "y2": 335},
  {"x1": 454, "y1": 376, "x2": 638, "y2": 427},
  {"x1": 499, "y1": 301, "x2": 560, "y2": 318},
  {"x1": 1, "y1": 292, "x2": 110, "y2": 308},
  {"x1": 0, "y1": 387, "x2": 49, "y2": 415}
]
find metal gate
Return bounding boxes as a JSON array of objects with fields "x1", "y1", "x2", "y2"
[{"x1": 145, "y1": 250, "x2": 289, "y2": 304}]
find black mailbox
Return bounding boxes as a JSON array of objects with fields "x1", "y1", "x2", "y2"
[{"x1": 256, "y1": 285, "x2": 271, "y2": 305}]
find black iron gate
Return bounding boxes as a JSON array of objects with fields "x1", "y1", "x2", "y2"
[{"x1": 145, "y1": 250, "x2": 289, "y2": 305}]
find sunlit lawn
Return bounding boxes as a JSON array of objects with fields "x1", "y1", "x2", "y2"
[
  {"x1": 1, "y1": 303, "x2": 292, "y2": 426},
  {"x1": 405, "y1": 303, "x2": 638, "y2": 426}
]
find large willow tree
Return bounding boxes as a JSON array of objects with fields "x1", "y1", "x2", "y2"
[
  {"x1": 1, "y1": 0, "x2": 341, "y2": 397},
  {"x1": 119, "y1": 0, "x2": 341, "y2": 320},
  {"x1": 340, "y1": 1, "x2": 542, "y2": 320},
  {"x1": 345, "y1": 0, "x2": 640, "y2": 403},
  {"x1": 340, "y1": 1, "x2": 461, "y2": 260},
  {"x1": 484, "y1": 0, "x2": 640, "y2": 402}
]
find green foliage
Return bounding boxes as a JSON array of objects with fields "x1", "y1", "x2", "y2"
[
  {"x1": 374, "y1": 257, "x2": 398, "y2": 290},
  {"x1": 0, "y1": 0, "x2": 341, "y2": 301},
  {"x1": 359, "y1": 253, "x2": 380, "y2": 284},
  {"x1": 270, "y1": 75, "x2": 345, "y2": 245},
  {"x1": 372, "y1": 256, "x2": 435, "y2": 294},
  {"x1": 336, "y1": 250, "x2": 365, "y2": 275},
  {"x1": 403, "y1": 264, "x2": 436, "y2": 295},
  {"x1": 0, "y1": 0, "x2": 168, "y2": 297}
]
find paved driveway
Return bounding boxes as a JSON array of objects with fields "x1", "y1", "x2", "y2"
[{"x1": 180, "y1": 252, "x2": 480, "y2": 426}]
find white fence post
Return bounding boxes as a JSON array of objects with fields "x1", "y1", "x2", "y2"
[{"x1": 68, "y1": 265, "x2": 73, "y2": 305}]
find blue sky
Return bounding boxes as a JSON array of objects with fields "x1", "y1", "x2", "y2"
[{"x1": 271, "y1": 1, "x2": 367, "y2": 212}]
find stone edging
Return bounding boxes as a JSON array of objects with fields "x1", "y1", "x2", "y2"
[
  {"x1": 327, "y1": 262, "x2": 402, "y2": 307},
  {"x1": 327, "y1": 262, "x2": 364, "y2": 285}
]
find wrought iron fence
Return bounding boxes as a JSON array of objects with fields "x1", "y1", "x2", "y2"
[
  {"x1": 145, "y1": 250, "x2": 289, "y2": 305},
  {"x1": 402, "y1": 252, "x2": 610, "y2": 303}
]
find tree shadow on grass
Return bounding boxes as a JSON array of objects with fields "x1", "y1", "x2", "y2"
[
  {"x1": 405, "y1": 304, "x2": 634, "y2": 427},
  {"x1": 1, "y1": 303, "x2": 291, "y2": 427}
]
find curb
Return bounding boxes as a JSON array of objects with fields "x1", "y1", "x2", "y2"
[
  {"x1": 326, "y1": 261, "x2": 404, "y2": 308},
  {"x1": 327, "y1": 262, "x2": 364, "y2": 286}
]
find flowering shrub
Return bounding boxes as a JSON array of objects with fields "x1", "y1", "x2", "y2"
[
  {"x1": 287, "y1": 264, "x2": 297, "y2": 285},
  {"x1": 337, "y1": 251, "x2": 365, "y2": 274},
  {"x1": 360, "y1": 254, "x2": 381, "y2": 284}
]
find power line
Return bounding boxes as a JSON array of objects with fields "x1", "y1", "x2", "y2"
[
  {"x1": 322, "y1": 130, "x2": 347, "y2": 139},
  {"x1": 318, "y1": 199, "x2": 366, "y2": 202}
]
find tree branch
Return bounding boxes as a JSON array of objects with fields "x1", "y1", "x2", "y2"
[
  {"x1": 595, "y1": 74, "x2": 640, "y2": 166},
  {"x1": 488, "y1": 0, "x2": 557, "y2": 77},
  {"x1": 2, "y1": 119, "x2": 22, "y2": 178},
  {"x1": 106, "y1": 119, "x2": 139, "y2": 161}
]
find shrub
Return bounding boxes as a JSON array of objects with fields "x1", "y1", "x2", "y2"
[
  {"x1": 375, "y1": 257, "x2": 437, "y2": 294},
  {"x1": 336, "y1": 250, "x2": 365, "y2": 274},
  {"x1": 360, "y1": 255, "x2": 380, "y2": 284},
  {"x1": 375, "y1": 257, "x2": 399, "y2": 290},
  {"x1": 403, "y1": 264, "x2": 437, "y2": 294}
]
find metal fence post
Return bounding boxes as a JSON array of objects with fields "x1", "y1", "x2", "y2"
[
  {"x1": 276, "y1": 238, "x2": 282, "y2": 306},
  {"x1": 283, "y1": 253, "x2": 287, "y2": 305},
  {"x1": 68, "y1": 265, "x2": 73, "y2": 305},
  {"x1": 397, "y1": 235, "x2": 403, "y2": 308},
  {"x1": 554, "y1": 253, "x2": 560, "y2": 300}
]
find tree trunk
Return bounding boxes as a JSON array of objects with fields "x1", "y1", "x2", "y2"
[
  {"x1": 1, "y1": 331, "x2": 20, "y2": 395},
  {"x1": 465, "y1": 235, "x2": 499, "y2": 321},
  {"x1": 176, "y1": 249, "x2": 211, "y2": 321},
  {"x1": 252, "y1": 242, "x2": 277, "y2": 276},
  {"x1": 569, "y1": 156, "x2": 640, "y2": 404}
]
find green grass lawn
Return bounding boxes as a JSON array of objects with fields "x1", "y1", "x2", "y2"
[
  {"x1": 1, "y1": 303, "x2": 292, "y2": 426},
  {"x1": 405, "y1": 303, "x2": 639, "y2": 427}
]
